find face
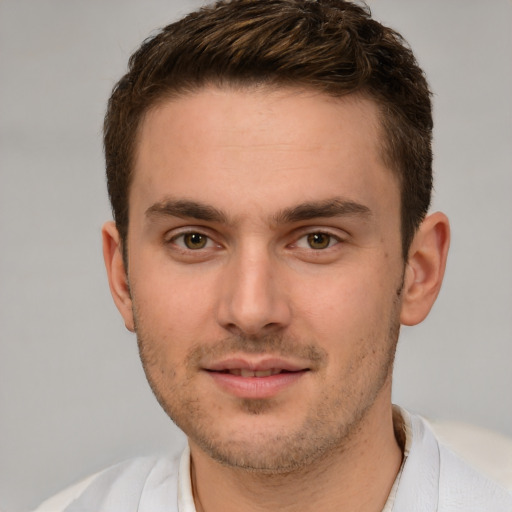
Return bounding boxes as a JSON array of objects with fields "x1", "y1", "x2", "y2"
[{"x1": 117, "y1": 87, "x2": 407, "y2": 471}]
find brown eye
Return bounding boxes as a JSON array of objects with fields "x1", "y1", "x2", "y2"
[
  {"x1": 183, "y1": 233, "x2": 208, "y2": 249},
  {"x1": 307, "y1": 233, "x2": 332, "y2": 249}
]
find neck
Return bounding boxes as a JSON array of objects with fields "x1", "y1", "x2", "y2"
[{"x1": 189, "y1": 391, "x2": 403, "y2": 512}]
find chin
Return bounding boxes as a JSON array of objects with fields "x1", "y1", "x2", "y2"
[{"x1": 184, "y1": 410, "x2": 357, "y2": 474}]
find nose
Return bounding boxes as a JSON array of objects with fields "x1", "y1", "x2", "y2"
[{"x1": 216, "y1": 244, "x2": 292, "y2": 337}]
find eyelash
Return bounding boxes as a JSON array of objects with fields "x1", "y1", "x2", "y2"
[
  {"x1": 167, "y1": 231, "x2": 217, "y2": 251},
  {"x1": 293, "y1": 231, "x2": 342, "y2": 250},
  {"x1": 166, "y1": 229, "x2": 344, "y2": 253}
]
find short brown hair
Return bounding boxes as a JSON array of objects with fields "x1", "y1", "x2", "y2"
[{"x1": 104, "y1": 0, "x2": 433, "y2": 259}]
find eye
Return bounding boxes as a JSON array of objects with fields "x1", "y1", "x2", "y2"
[
  {"x1": 295, "y1": 232, "x2": 339, "y2": 250},
  {"x1": 172, "y1": 232, "x2": 213, "y2": 250}
]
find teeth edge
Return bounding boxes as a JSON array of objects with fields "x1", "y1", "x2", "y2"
[{"x1": 228, "y1": 368, "x2": 283, "y2": 377}]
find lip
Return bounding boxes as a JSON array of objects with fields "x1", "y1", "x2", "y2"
[
  {"x1": 204, "y1": 357, "x2": 310, "y2": 399},
  {"x1": 206, "y1": 357, "x2": 306, "y2": 373}
]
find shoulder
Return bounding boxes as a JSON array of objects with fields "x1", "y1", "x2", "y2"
[
  {"x1": 33, "y1": 454, "x2": 182, "y2": 512},
  {"x1": 406, "y1": 411, "x2": 512, "y2": 512},
  {"x1": 437, "y1": 442, "x2": 512, "y2": 512}
]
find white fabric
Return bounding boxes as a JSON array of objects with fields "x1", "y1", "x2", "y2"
[
  {"x1": 428, "y1": 419, "x2": 512, "y2": 491},
  {"x1": 381, "y1": 406, "x2": 413, "y2": 512},
  {"x1": 33, "y1": 409, "x2": 512, "y2": 512}
]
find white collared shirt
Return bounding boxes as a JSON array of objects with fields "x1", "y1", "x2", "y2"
[{"x1": 34, "y1": 408, "x2": 512, "y2": 512}]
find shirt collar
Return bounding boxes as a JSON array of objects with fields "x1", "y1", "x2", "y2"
[
  {"x1": 390, "y1": 406, "x2": 440, "y2": 512},
  {"x1": 381, "y1": 405, "x2": 413, "y2": 512},
  {"x1": 178, "y1": 444, "x2": 196, "y2": 512},
  {"x1": 177, "y1": 407, "x2": 439, "y2": 512}
]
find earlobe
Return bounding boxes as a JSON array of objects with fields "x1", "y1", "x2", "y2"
[
  {"x1": 400, "y1": 212, "x2": 450, "y2": 326},
  {"x1": 102, "y1": 221, "x2": 135, "y2": 332}
]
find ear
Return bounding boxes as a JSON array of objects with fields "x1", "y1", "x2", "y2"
[
  {"x1": 102, "y1": 221, "x2": 135, "y2": 332},
  {"x1": 400, "y1": 212, "x2": 450, "y2": 326}
]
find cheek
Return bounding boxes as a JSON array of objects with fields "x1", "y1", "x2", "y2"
[
  {"x1": 131, "y1": 280, "x2": 213, "y2": 369},
  {"x1": 132, "y1": 258, "x2": 218, "y2": 323},
  {"x1": 295, "y1": 266, "x2": 395, "y2": 325},
  {"x1": 292, "y1": 264, "x2": 401, "y2": 359}
]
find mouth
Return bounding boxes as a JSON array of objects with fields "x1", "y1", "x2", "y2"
[
  {"x1": 205, "y1": 357, "x2": 309, "y2": 375},
  {"x1": 204, "y1": 358, "x2": 310, "y2": 398},
  {"x1": 211, "y1": 368, "x2": 300, "y2": 378}
]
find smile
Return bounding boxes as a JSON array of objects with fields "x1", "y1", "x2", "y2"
[
  {"x1": 218, "y1": 368, "x2": 288, "y2": 377},
  {"x1": 204, "y1": 359, "x2": 309, "y2": 399}
]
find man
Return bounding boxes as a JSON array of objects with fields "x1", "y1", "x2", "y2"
[{"x1": 34, "y1": 0, "x2": 512, "y2": 511}]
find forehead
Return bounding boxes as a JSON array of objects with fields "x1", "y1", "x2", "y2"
[
  {"x1": 137, "y1": 86, "x2": 384, "y2": 157},
  {"x1": 131, "y1": 86, "x2": 399, "y2": 223}
]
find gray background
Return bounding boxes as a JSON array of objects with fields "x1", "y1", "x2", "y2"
[{"x1": 1, "y1": 1, "x2": 511, "y2": 510}]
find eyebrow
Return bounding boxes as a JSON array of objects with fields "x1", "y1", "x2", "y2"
[
  {"x1": 273, "y1": 198, "x2": 372, "y2": 224},
  {"x1": 146, "y1": 199, "x2": 228, "y2": 223},
  {"x1": 145, "y1": 197, "x2": 371, "y2": 225}
]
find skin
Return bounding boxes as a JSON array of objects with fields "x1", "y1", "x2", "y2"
[{"x1": 103, "y1": 86, "x2": 450, "y2": 512}]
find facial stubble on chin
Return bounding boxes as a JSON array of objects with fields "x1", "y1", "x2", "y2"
[{"x1": 133, "y1": 285, "x2": 403, "y2": 473}]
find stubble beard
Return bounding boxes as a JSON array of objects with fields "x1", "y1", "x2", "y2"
[{"x1": 134, "y1": 299, "x2": 401, "y2": 474}]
